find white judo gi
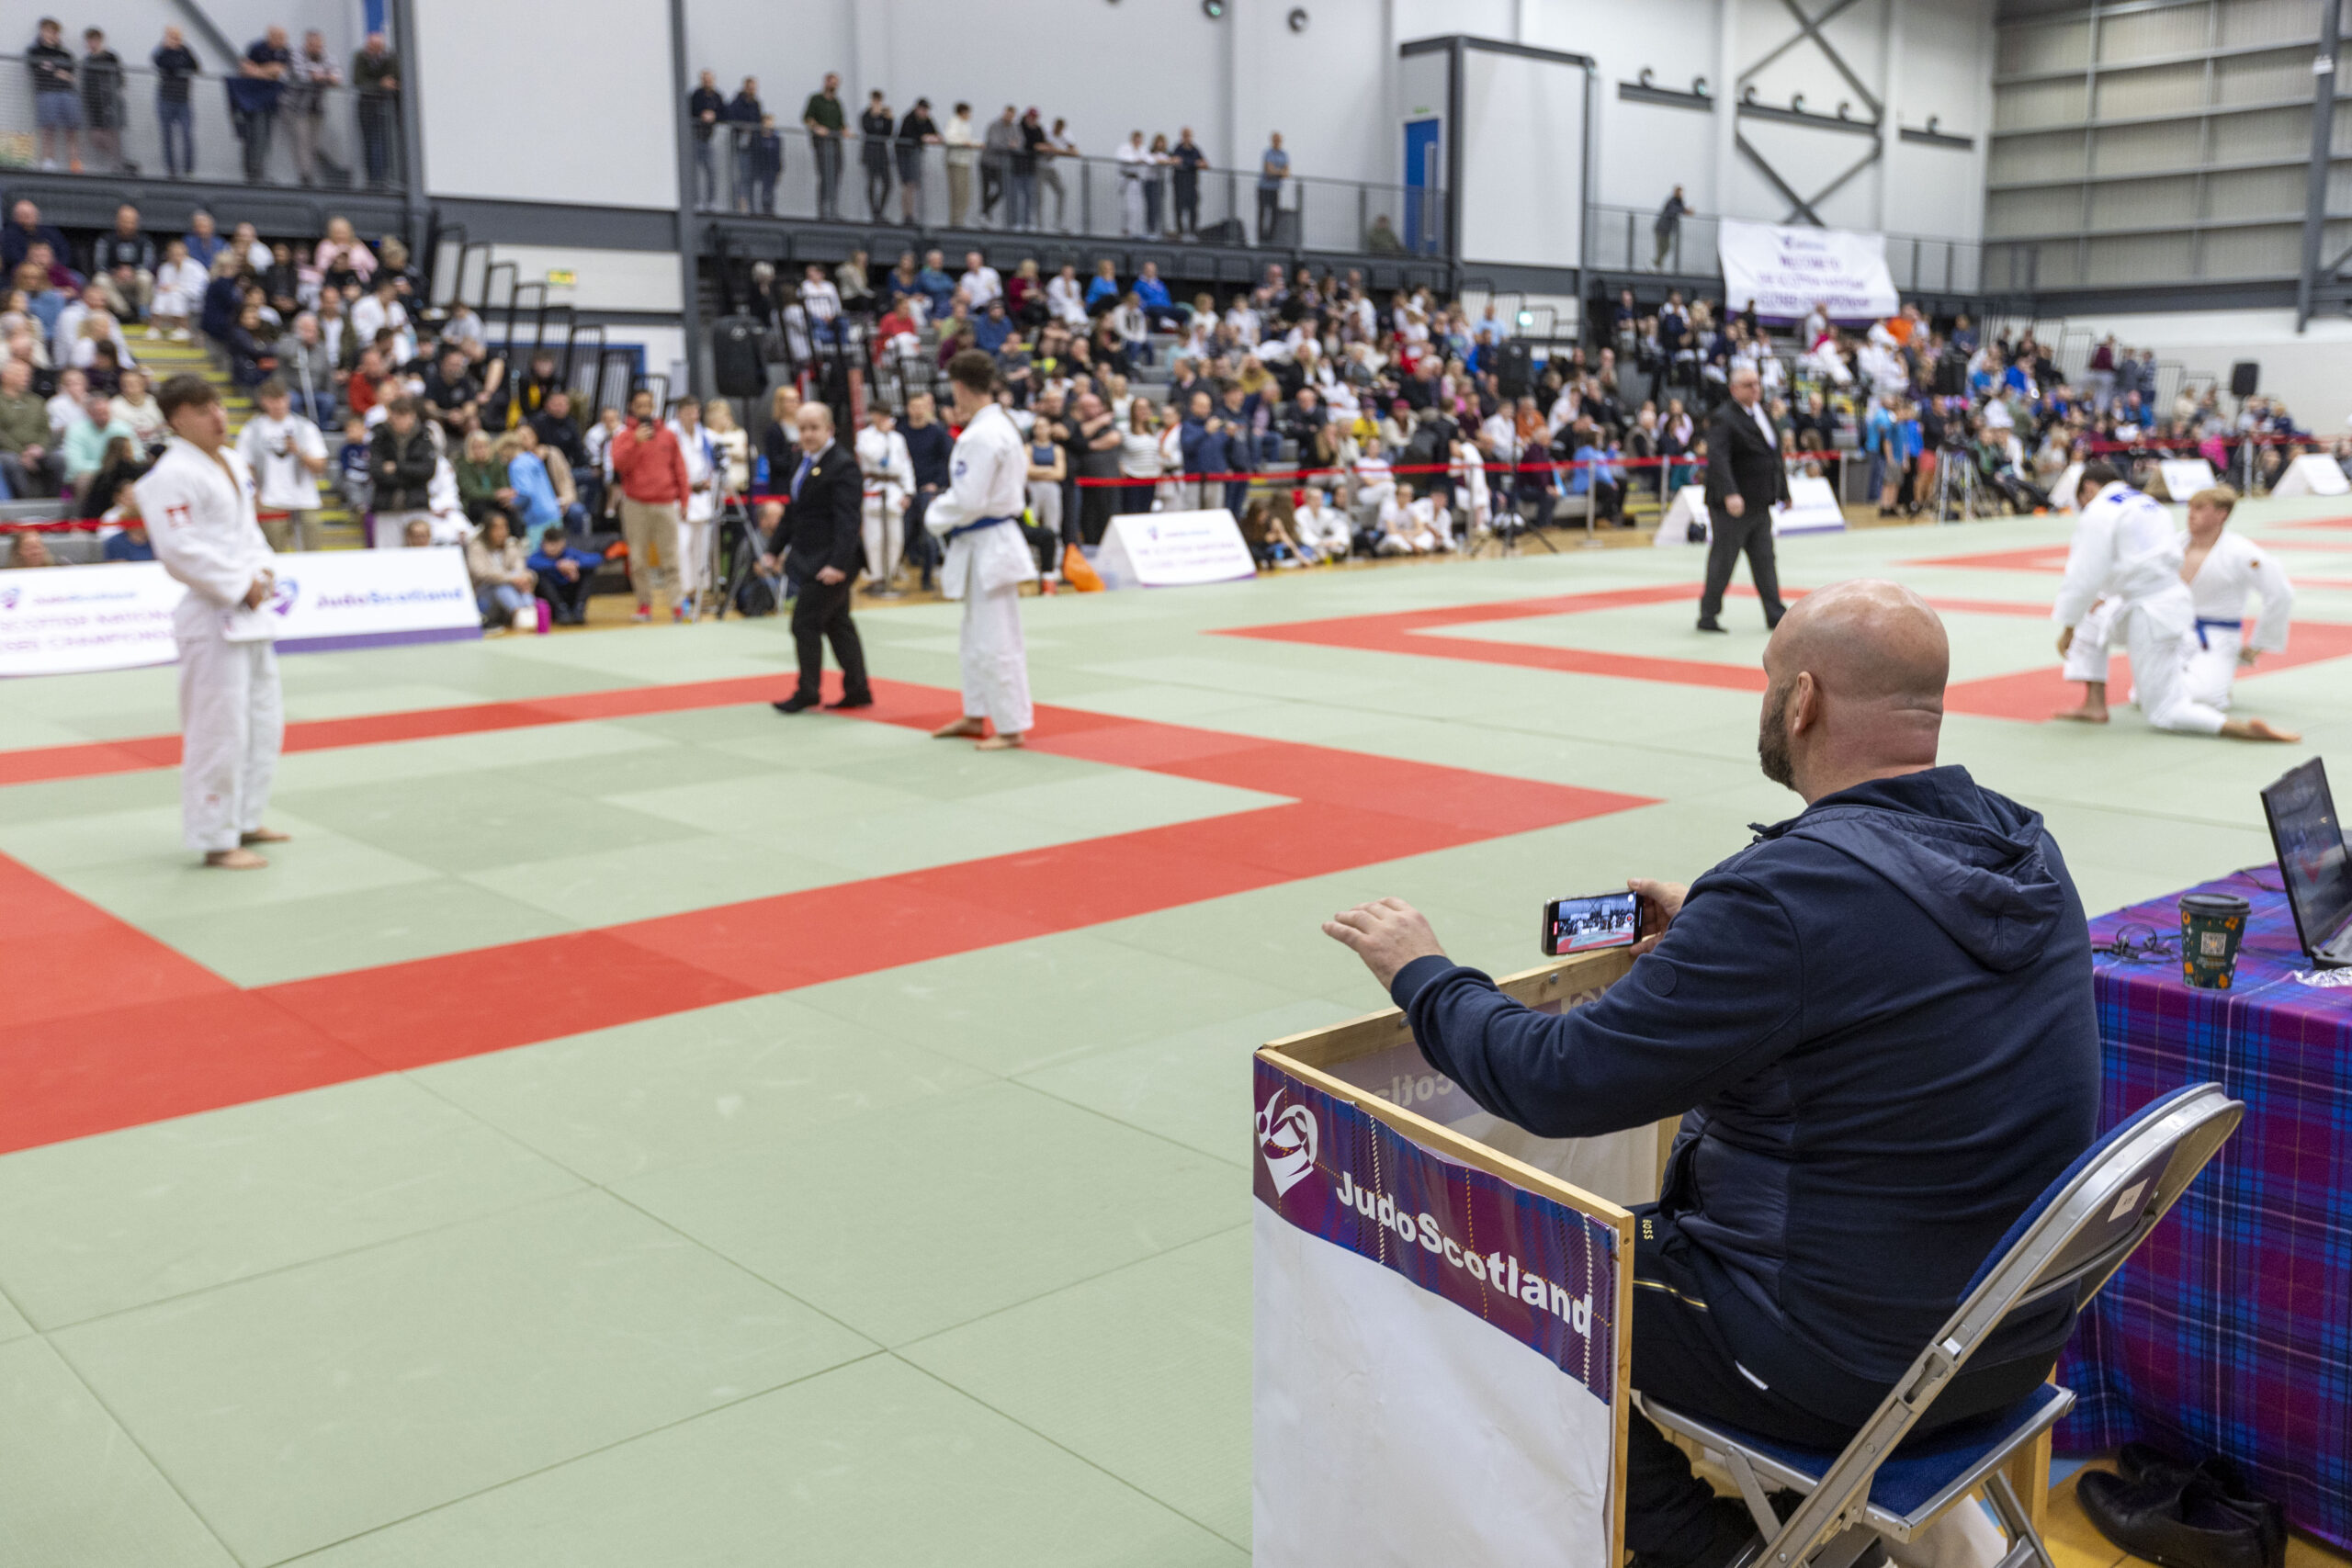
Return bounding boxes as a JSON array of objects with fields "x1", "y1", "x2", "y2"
[
  {"x1": 2052, "y1": 481, "x2": 2223, "y2": 734},
  {"x1": 856, "y1": 423, "x2": 914, "y2": 590},
  {"x1": 135, "y1": 435, "x2": 285, "y2": 853},
  {"x1": 671, "y1": 419, "x2": 719, "y2": 611},
  {"x1": 2064, "y1": 529, "x2": 2294, "y2": 715},
  {"x1": 925, "y1": 403, "x2": 1037, "y2": 736}
]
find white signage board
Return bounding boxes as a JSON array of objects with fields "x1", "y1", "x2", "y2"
[
  {"x1": 1092, "y1": 508, "x2": 1256, "y2": 589},
  {"x1": 0, "y1": 547, "x2": 481, "y2": 677},
  {"x1": 1718, "y1": 219, "x2": 1899, "y2": 323},
  {"x1": 2270, "y1": 453, "x2": 2350, "y2": 498},
  {"x1": 1651, "y1": 485, "x2": 1712, "y2": 547},
  {"x1": 2158, "y1": 459, "x2": 2217, "y2": 501},
  {"x1": 1773, "y1": 474, "x2": 1847, "y2": 536}
]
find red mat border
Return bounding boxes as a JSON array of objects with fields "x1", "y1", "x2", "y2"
[{"x1": 0, "y1": 674, "x2": 1653, "y2": 1154}]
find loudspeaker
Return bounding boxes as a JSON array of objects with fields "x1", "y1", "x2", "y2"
[
  {"x1": 1197, "y1": 217, "x2": 1247, "y2": 245},
  {"x1": 1932, "y1": 345, "x2": 1968, "y2": 398},
  {"x1": 712, "y1": 315, "x2": 767, "y2": 400},
  {"x1": 2230, "y1": 361, "x2": 2259, "y2": 398},
  {"x1": 1495, "y1": 340, "x2": 1536, "y2": 399}
]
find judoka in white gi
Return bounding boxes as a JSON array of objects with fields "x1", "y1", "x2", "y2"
[
  {"x1": 856, "y1": 402, "x2": 914, "y2": 598},
  {"x1": 134, "y1": 374, "x2": 290, "y2": 868},
  {"x1": 668, "y1": 397, "x2": 719, "y2": 620},
  {"x1": 924, "y1": 348, "x2": 1036, "y2": 750},
  {"x1": 2052, "y1": 466, "x2": 2299, "y2": 742}
]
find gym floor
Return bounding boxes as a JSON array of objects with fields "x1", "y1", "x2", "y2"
[{"x1": 2, "y1": 501, "x2": 2348, "y2": 1565}]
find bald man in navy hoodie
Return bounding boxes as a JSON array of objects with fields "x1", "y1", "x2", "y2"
[{"x1": 1328, "y1": 581, "x2": 2100, "y2": 1568}]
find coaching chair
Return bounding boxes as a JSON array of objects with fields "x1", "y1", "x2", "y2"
[{"x1": 1642, "y1": 1081, "x2": 2243, "y2": 1568}]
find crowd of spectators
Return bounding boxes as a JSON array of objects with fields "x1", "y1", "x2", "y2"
[
  {"x1": 684, "y1": 69, "x2": 1299, "y2": 244},
  {"x1": 20, "y1": 17, "x2": 402, "y2": 186}
]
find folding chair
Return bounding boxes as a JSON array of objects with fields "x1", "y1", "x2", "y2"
[{"x1": 1643, "y1": 1081, "x2": 2243, "y2": 1568}]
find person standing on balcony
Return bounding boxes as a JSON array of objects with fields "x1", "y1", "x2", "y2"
[
  {"x1": 1042, "y1": 118, "x2": 1079, "y2": 233},
  {"x1": 687, "y1": 69, "x2": 725, "y2": 207},
  {"x1": 1012, "y1": 108, "x2": 1048, "y2": 233},
  {"x1": 805, "y1": 73, "x2": 846, "y2": 220},
  {"x1": 79, "y1": 28, "x2": 127, "y2": 175},
  {"x1": 28, "y1": 17, "x2": 83, "y2": 174},
  {"x1": 725, "y1": 77, "x2": 763, "y2": 212},
  {"x1": 1170, "y1": 127, "x2": 1206, "y2": 238},
  {"x1": 1115, "y1": 131, "x2": 1150, "y2": 238},
  {"x1": 748, "y1": 114, "x2": 783, "y2": 216},
  {"x1": 860, "y1": 90, "x2": 896, "y2": 222},
  {"x1": 351, "y1": 31, "x2": 400, "y2": 188},
  {"x1": 152, "y1": 26, "x2": 199, "y2": 178},
  {"x1": 944, "y1": 103, "x2": 980, "y2": 227},
  {"x1": 232, "y1": 27, "x2": 291, "y2": 184},
  {"x1": 286, "y1": 30, "x2": 341, "y2": 187},
  {"x1": 1654, "y1": 184, "x2": 1688, "y2": 270},
  {"x1": 982, "y1": 106, "x2": 1020, "y2": 227},
  {"x1": 1257, "y1": 131, "x2": 1288, "y2": 245},
  {"x1": 896, "y1": 98, "x2": 940, "y2": 226}
]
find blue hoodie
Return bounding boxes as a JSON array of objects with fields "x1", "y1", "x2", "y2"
[{"x1": 1393, "y1": 764, "x2": 2099, "y2": 1396}]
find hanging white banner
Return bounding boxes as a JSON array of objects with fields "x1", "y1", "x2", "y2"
[{"x1": 1718, "y1": 219, "x2": 1900, "y2": 323}]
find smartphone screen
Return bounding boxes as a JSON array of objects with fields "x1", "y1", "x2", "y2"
[{"x1": 1543, "y1": 891, "x2": 1641, "y2": 956}]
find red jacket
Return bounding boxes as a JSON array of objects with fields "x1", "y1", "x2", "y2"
[{"x1": 611, "y1": 419, "x2": 689, "y2": 504}]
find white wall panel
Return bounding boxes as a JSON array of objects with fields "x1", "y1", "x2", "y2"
[
  {"x1": 1458, "y1": 50, "x2": 1587, "y2": 266},
  {"x1": 416, "y1": 0, "x2": 676, "y2": 209}
]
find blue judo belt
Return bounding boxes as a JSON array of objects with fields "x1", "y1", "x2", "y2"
[
  {"x1": 944, "y1": 513, "x2": 1019, "y2": 540},
  {"x1": 2194, "y1": 617, "x2": 2243, "y2": 649}
]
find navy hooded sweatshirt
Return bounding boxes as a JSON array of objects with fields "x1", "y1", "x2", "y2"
[{"x1": 1391, "y1": 765, "x2": 2100, "y2": 1401}]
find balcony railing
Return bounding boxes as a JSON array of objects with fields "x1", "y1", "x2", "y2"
[
  {"x1": 687, "y1": 120, "x2": 1443, "y2": 257},
  {"x1": 1583, "y1": 203, "x2": 1984, "y2": 295},
  {"x1": 0, "y1": 52, "x2": 405, "y2": 191}
]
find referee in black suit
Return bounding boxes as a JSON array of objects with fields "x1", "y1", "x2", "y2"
[
  {"x1": 763, "y1": 401, "x2": 874, "y2": 714},
  {"x1": 1697, "y1": 365, "x2": 1791, "y2": 633}
]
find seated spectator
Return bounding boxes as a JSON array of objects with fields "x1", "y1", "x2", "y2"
[
  {"x1": 334, "y1": 414, "x2": 371, "y2": 512},
  {"x1": 455, "y1": 427, "x2": 505, "y2": 521},
  {"x1": 529, "y1": 389, "x2": 586, "y2": 468},
  {"x1": 1046, "y1": 264, "x2": 1086, "y2": 328},
  {"x1": 1351, "y1": 433, "x2": 1395, "y2": 519},
  {"x1": 466, "y1": 507, "x2": 538, "y2": 631},
  {"x1": 148, "y1": 239, "x2": 201, "y2": 342},
  {"x1": 313, "y1": 216, "x2": 377, "y2": 294},
  {"x1": 111, "y1": 367, "x2": 165, "y2": 451},
  {"x1": 89, "y1": 204, "x2": 153, "y2": 326},
  {"x1": 62, "y1": 387, "x2": 136, "y2": 502},
  {"x1": 102, "y1": 514, "x2": 153, "y2": 560},
  {"x1": 1132, "y1": 262, "x2": 1183, "y2": 331},
  {"x1": 1375, "y1": 481, "x2": 1446, "y2": 554},
  {"x1": 260, "y1": 243, "x2": 302, "y2": 321},
  {"x1": 180, "y1": 209, "x2": 222, "y2": 270},
  {"x1": 7, "y1": 531, "x2": 58, "y2": 568},
  {"x1": 83, "y1": 434, "x2": 146, "y2": 520},
  {"x1": 350, "y1": 273, "x2": 412, "y2": 365},
  {"x1": 915, "y1": 248, "x2": 956, "y2": 320},
  {"x1": 401, "y1": 516, "x2": 432, "y2": 547},
  {"x1": 422, "y1": 344, "x2": 482, "y2": 437},
  {"x1": 1083, "y1": 258, "x2": 1121, "y2": 315},
  {"x1": 1293, "y1": 487, "x2": 1351, "y2": 558},
  {"x1": 46, "y1": 367, "x2": 89, "y2": 439},
  {"x1": 1, "y1": 358, "x2": 63, "y2": 498},
  {"x1": 198, "y1": 255, "x2": 246, "y2": 345},
  {"x1": 974, "y1": 299, "x2": 1012, "y2": 355},
  {"x1": 500, "y1": 428, "x2": 563, "y2": 537},
  {"x1": 3, "y1": 199, "x2": 74, "y2": 277},
  {"x1": 275, "y1": 311, "x2": 335, "y2": 424},
  {"x1": 227, "y1": 300, "x2": 277, "y2": 388},
  {"x1": 527, "y1": 524, "x2": 600, "y2": 624},
  {"x1": 78, "y1": 337, "x2": 129, "y2": 393}
]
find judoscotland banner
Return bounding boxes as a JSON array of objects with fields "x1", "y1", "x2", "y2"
[{"x1": 1253, "y1": 1052, "x2": 1625, "y2": 1567}]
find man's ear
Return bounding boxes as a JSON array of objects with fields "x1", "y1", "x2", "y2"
[{"x1": 1788, "y1": 670, "x2": 1819, "y2": 735}]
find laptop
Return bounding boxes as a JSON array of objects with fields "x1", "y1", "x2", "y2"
[{"x1": 2259, "y1": 759, "x2": 2352, "y2": 968}]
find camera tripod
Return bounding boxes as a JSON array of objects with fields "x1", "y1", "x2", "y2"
[{"x1": 1930, "y1": 445, "x2": 1992, "y2": 523}]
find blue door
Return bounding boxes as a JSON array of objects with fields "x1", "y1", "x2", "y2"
[{"x1": 1403, "y1": 118, "x2": 1441, "y2": 254}]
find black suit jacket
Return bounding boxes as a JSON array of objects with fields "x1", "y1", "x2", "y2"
[
  {"x1": 1703, "y1": 399, "x2": 1792, "y2": 516},
  {"x1": 777, "y1": 440, "x2": 864, "y2": 579}
]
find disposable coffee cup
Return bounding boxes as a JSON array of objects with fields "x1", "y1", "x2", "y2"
[{"x1": 2179, "y1": 892, "x2": 2251, "y2": 990}]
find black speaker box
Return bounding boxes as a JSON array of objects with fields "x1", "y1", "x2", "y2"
[
  {"x1": 2230, "y1": 361, "x2": 2259, "y2": 398},
  {"x1": 712, "y1": 315, "x2": 768, "y2": 399}
]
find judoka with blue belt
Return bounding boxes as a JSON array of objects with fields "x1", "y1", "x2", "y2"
[{"x1": 924, "y1": 347, "x2": 1036, "y2": 750}]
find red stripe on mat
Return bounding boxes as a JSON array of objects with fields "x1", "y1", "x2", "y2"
[{"x1": 0, "y1": 674, "x2": 1653, "y2": 1153}]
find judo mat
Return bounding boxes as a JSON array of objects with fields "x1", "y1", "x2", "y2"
[{"x1": 1, "y1": 497, "x2": 2348, "y2": 1565}]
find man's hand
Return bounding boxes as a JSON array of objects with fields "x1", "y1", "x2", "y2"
[
  {"x1": 1323, "y1": 897, "x2": 1446, "y2": 990},
  {"x1": 2056, "y1": 626, "x2": 2075, "y2": 657},
  {"x1": 243, "y1": 575, "x2": 273, "y2": 609},
  {"x1": 557, "y1": 558, "x2": 581, "y2": 581},
  {"x1": 816, "y1": 565, "x2": 845, "y2": 584},
  {"x1": 2239, "y1": 648, "x2": 2260, "y2": 668},
  {"x1": 757, "y1": 553, "x2": 778, "y2": 575},
  {"x1": 1724, "y1": 493, "x2": 1745, "y2": 517},
  {"x1": 1626, "y1": 878, "x2": 1688, "y2": 957}
]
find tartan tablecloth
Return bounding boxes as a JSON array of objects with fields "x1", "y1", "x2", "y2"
[{"x1": 2053, "y1": 866, "x2": 2352, "y2": 1550}]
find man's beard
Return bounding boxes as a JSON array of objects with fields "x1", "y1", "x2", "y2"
[{"x1": 1758, "y1": 682, "x2": 1795, "y2": 789}]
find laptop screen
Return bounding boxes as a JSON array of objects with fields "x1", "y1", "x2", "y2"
[{"x1": 2262, "y1": 759, "x2": 2352, "y2": 958}]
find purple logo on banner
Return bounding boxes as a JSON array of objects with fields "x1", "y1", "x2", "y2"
[{"x1": 1254, "y1": 1056, "x2": 1618, "y2": 1404}]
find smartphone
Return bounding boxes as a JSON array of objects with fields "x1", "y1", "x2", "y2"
[{"x1": 1542, "y1": 890, "x2": 1642, "y2": 957}]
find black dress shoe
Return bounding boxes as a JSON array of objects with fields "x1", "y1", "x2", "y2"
[
  {"x1": 1696, "y1": 617, "x2": 1728, "y2": 634},
  {"x1": 2078, "y1": 1472, "x2": 2274, "y2": 1568},
  {"x1": 826, "y1": 692, "x2": 875, "y2": 710},
  {"x1": 773, "y1": 694, "x2": 820, "y2": 715},
  {"x1": 2116, "y1": 1447, "x2": 2285, "y2": 1568}
]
